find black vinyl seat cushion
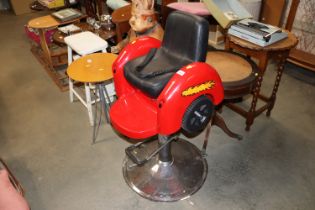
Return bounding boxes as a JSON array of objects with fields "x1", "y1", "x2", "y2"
[
  {"x1": 123, "y1": 11, "x2": 209, "y2": 98},
  {"x1": 124, "y1": 48, "x2": 192, "y2": 98}
]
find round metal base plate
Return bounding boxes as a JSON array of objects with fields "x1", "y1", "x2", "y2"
[{"x1": 122, "y1": 138, "x2": 208, "y2": 202}]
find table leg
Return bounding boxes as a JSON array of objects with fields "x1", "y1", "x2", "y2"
[
  {"x1": 212, "y1": 112, "x2": 243, "y2": 140},
  {"x1": 224, "y1": 35, "x2": 230, "y2": 49},
  {"x1": 38, "y1": 28, "x2": 53, "y2": 69},
  {"x1": 115, "y1": 24, "x2": 123, "y2": 43},
  {"x1": 202, "y1": 111, "x2": 242, "y2": 156},
  {"x1": 266, "y1": 51, "x2": 289, "y2": 116},
  {"x1": 245, "y1": 53, "x2": 269, "y2": 131}
]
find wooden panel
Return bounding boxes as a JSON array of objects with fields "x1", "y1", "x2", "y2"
[
  {"x1": 288, "y1": 49, "x2": 315, "y2": 72},
  {"x1": 259, "y1": 0, "x2": 286, "y2": 27}
]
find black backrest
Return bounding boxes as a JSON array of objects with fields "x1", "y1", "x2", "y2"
[{"x1": 162, "y1": 11, "x2": 209, "y2": 62}]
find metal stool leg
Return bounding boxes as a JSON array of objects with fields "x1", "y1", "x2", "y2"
[
  {"x1": 85, "y1": 83, "x2": 94, "y2": 126},
  {"x1": 99, "y1": 84, "x2": 110, "y2": 123}
]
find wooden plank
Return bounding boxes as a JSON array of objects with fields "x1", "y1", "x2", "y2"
[
  {"x1": 259, "y1": 0, "x2": 286, "y2": 27},
  {"x1": 288, "y1": 48, "x2": 315, "y2": 72}
]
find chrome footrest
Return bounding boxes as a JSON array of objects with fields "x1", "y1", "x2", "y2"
[{"x1": 125, "y1": 136, "x2": 176, "y2": 165}]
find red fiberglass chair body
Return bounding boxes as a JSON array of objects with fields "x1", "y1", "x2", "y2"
[{"x1": 110, "y1": 11, "x2": 224, "y2": 201}]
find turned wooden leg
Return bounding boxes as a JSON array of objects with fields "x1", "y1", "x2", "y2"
[
  {"x1": 212, "y1": 112, "x2": 243, "y2": 140},
  {"x1": 246, "y1": 54, "x2": 268, "y2": 131},
  {"x1": 246, "y1": 75, "x2": 262, "y2": 131},
  {"x1": 38, "y1": 28, "x2": 53, "y2": 69},
  {"x1": 202, "y1": 111, "x2": 242, "y2": 155},
  {"x1": 266, "y1": 51, "x2": 289, "y2": 116}
]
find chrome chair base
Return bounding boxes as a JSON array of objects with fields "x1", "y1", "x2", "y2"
[{"x1": 122, "y1": 138, "x2": 207, "y2": 202}]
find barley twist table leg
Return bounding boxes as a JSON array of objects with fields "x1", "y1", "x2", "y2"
[
  {"x1": 266, "y1": 51, "x2": 289, "y2": 116},
  {"x1": 246, "y1": 72, "x2": 263, "y2": 131},
  {"x1": 245, "y1": 54, "x2": 268, "y2": 131}
]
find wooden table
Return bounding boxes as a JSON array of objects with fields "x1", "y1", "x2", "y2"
[
  {"x1": 28, "y1": 14, "x2": 86, "y2": 91},
  {"x1": 28, "y1": 14, "x2": 86, "y2": 68},
  {"x1": 225, "y1": 31, "x2": 298, "y2": 130}
]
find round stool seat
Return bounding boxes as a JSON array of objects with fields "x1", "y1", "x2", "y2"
[
  {"x1": 67, "y1": 53, "x2": 117, "y2": 83},
  {"x1": 206, "y1": 51, "x2": 259, "y2": 99}
]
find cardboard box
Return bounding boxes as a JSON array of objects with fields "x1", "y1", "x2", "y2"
[
  {"x1": 203, "y1": 0, "x2": 252, "y2": 29},
  {"x1": 38, "y1": 0, "x2": 65, "y2": 9},
  {"x1": 10, "y1": 0, "x2": 34, "y2": 15}
]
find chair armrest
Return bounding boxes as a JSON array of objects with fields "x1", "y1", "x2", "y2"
[
  {"x1": 113, "y1": 36, "x2": 161, "y2": 71},
  {"x1": 112, "y1": 36, "x2": 162, "y2": 97},
  {"x1": 157, "y1": 62, "x2": 224, "y2": 135}
]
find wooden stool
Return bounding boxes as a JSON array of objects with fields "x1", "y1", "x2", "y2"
[
  {"x1": 65, "y1": 32, "x2": 113, "y2": 126},
  {"x1": 202, "y1": 50, "x2": 259, "y2": 151},
  {"x1": 112, "y1": 4, "x2": 132, "y2": 43},
  {"x1": 67, "y1": 53, "x2": 117, "y2": 128}
]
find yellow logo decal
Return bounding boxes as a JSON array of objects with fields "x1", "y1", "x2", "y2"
[{"x1": 182, "y1": 81, "x2": 216, "y2": 97}]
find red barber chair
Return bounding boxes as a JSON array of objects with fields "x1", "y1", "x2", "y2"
[{"x1": 110, "y1": 11, "x2": 224, "y2": 201}]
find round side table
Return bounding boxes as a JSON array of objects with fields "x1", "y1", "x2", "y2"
[
  {"x1": 28, "y1": 14, "x2": 86, "y2": 68},
  {"x1": 225, "y1": 31, "x2": 298, "y2": 130}
]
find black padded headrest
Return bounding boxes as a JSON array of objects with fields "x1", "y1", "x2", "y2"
[{"x1": 162, "y1": 11, "x2": 209, "y2": 62}]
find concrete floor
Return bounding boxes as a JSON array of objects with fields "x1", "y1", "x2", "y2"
[{"x1": 1, "y1": 11, "x2": 315, "y2": 210}]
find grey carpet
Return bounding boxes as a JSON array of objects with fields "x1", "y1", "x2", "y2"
[{"x1": 0, "y1": 10, "x2": 315, "y2": 210}]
